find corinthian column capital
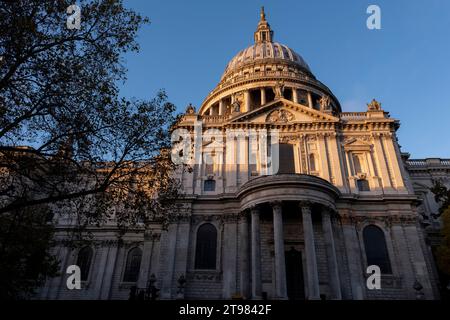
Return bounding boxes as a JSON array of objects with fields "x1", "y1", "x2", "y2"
[
  {"x1": 270, "y1": 201, "x2": 282, "y2": 212},
  {"x1": 298, "y1": 201, "x2": 312, "y2": 214}
]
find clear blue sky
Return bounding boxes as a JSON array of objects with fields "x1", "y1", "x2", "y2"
[{"x1": 119, "y1": 0, "x2": 450, "y2": 159}]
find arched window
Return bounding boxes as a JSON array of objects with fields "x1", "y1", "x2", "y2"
[
  {"x1": 363, "y1": 225, "x2": 392, "y2": 274},
  {"x1": 76, "y1": 246, "x2": 93, "y2": 281},
  {"x1": 309, "y1": 153, "x2": 317, "y2": 172},
  {"x1": 195, "y1": 223, "x2": 217, "y2": 269},
  {"x1": 123, "y1": 247, "x2": 142, "y2": 282},
  {"x1": 353, "y1": 154, "x2": 362, "y2": 174}
]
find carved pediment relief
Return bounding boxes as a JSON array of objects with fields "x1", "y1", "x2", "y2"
[
  {"x1": 266, "y1": 109, "x2": 295, "y2": 123},
  {"x1": 343, "y1": 137, "x2": 372, "y2": 151},
  {"x1": 229, "y1": 98, "x2": 339, "y2": 124}
]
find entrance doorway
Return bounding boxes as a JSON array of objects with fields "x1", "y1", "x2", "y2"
[{"x1": 285, "y1": 247, "x2": 305, "y2": 300}]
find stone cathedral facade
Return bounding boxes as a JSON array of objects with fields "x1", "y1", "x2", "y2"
[{"x1": 38, "y1": 9, "x2": 450, "y2": 300}]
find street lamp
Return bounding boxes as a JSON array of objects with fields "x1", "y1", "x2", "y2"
[
  {"x1": 176, "y1": 274, "x2": 186, "y2": 299},
  {"x1": 413, "y1": 280, "x2": 425, "y2": 300},
  {"x1": 146, "y1": 274, "x2": 159, "y2": 300}
]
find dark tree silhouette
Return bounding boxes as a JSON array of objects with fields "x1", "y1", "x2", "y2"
[
  {"x1": 0, "y1": 0, "x2": 180, "y2": 299},
  {"x1": 430, "y1": 179, "x2": 450, "y2": 299}
]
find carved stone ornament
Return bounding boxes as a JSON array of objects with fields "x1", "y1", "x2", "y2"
[
  {"x1": 232, "y1": 100, "x2": 241, "y2": 113},
  {"x1": 367, "y1": 99, "x2": 382, "y2": 111},
  {"x1": 274, "y1": 81, "x2": 285, "y2": 98},
  {"x1": 279, "y1": 135, "x2": 298, "y2": 144},
  {"x1": 185, "y1": 103, "x2": 196, "y2": 114},
  {"x1": 319, "y1": 95, "x2": 331, "y2": 110},
  {"x1": 343, "y1": 136, "x2": 372, "y2": 145},
  {"x1": 267, "y1": 109, "x2": 294, "y2": 123}
]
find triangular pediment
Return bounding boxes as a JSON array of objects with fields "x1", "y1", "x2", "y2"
[
  {"x1": 343, "y1": 137, "x2": 372, "y2": 151},
  {"x1": 228, "y1": 98, "x2": 339, "y2": 124},
  {"x1": 343, "y1": 138, "x2": 372, "y2": 146}
]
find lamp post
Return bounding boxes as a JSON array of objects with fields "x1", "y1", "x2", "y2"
[
  {"x1": 146, "y1": 274, "x2": 159, "y2": 300},
  {"x1": 176, "y1": 274, "x2": 186, "y2": 300},
  {"x1": 413, "y1": 280, "x2": 425, "y2": 300}
]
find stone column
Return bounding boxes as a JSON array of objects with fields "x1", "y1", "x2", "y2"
[
  {"x1": 243, "y1": 90, "x2": 250, "y2": 113},
  {"x1": 92, "y1": 247, "x2": 110, "y2": 299},
  {"x1": 238, "y1": 137, "x2": 249, "y2": 185},
  {"x1": 321, "y1": 208, "x2": 342, "y2": 300},
  {"x1": 328, "y1": 133, "x2": 346, "y2": 190},
  {"x1": 317, "y1": 134, "x2": 330, "y2": 181},
  {"x1": 404, "y1": 223, "x2": 434, "y2": 299},
  {"x1": 292, "y1": 89, "x2": 299, "y2": 104},
  {"x1": 341, "y1": 217, "x2": 364, "y2": 300},
  {"x1": 100, "y1": 242, "x2": 119, "y2": 299},
  {"x1": 173, "y1": 216, "x2": 191, "y2": 297},
  {"x1": 251, "y1": 206, "x2": 262, "y2": 299},
  {"x1": 239, "y1": 212, "x2": 250, "y2": 298},
  {"x1": 261, "y1": 88, "x2": 266, "y2": 105},
  {"x1": 50, "y1": 246, "x2": 71, "y2": 299},
  {"x1": 223, "y1": 214, "x2": 238, "y2": 299},
  {"x1": 382, "y1": 134, "x2": 406, "y2": 190},
  {"x1": 307, "y1": 91, "x2": 313, "y2": 108},
  {"x1": 137, "y1": 230, "x2": 154, "y2": 289},
  {"x1": 372, "y1": 133, "x2": 393, "y2": 190},
  {"x1": 219, "y1": 99, "x2": 225, "y2": 116},
  {"x1": 149, "y1": 232, "x2": 161, "y2": 277},
  {"x1": 301, "y1": 203, "x2": 320, "y2": 299},
  {"x1": 272, "y1": 201, "x2": 287, "y2": 299},
  {"x1": 160, "y1": 223, "x2": 178, "y2": 299}
]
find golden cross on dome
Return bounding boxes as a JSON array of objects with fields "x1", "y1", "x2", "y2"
[{"x1": 260, "y1": 6, "x2": 266, "y2": 21}]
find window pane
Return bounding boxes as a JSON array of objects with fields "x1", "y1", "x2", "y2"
[
  {"x1": 278, "y1": 143, "x2": 295, "y2": 174},
  {"x1": 123, "y1": 247, "x2": 142, "y2": 282},
  {"x1": 76, "y1": 247, "x2": 93, "y2": 281},
  {"x1": 363, "y1": 225, "x2": 392, "y2": 274},
  {"x1": 353, "y1": 155, "x2": 362, "y2": 174},
  {"x1": 309, "y1": 154, "x2": 316, "y2": 172},
  {"x1": 204, "y1": 180, "x2": 216, "y2": 191},
  {"x1": 357, "y1": 179, "x2": 370, "y2": 191},
  {"x1": 195, "y1": 224, "x2": 217, "y2": 269}
]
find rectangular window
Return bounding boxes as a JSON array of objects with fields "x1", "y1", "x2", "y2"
[
  {"x1": 204, "y1": 179, "x2": 216, "y2": 191},
  {"x1": 278, "y1": 143, "x2": 296, "y2": 174},
  {"x1": 353, "y1": 154, "x2": 363, "y2": 175},
  {"x1": 357, "y1": 179, "x2": 370, "y2": 191}
]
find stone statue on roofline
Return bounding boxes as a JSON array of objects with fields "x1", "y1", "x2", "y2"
[
  {"x1": 185, "y1": 103, "x2": 196, "y2": 114},
  {"x1": 274, "y1": 81, "x2": 285, "y2": 99},
  {"x1": 319, "y1": 95, "x2": 331, "y2": 110},
  {"x1": 367, "y1": 99, "x2": 382, "y2": 111},
  {"x1": 232, "y1": 100, "x2": 241, "y2": 113}
]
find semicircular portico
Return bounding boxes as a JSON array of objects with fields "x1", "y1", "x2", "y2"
[{"x1": 238, "y1": 174, "x2": 341, "y2": 211}]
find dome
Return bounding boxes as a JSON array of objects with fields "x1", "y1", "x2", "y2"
[
  {"x1": 199, "y1": 7, "x2": 341, "y2": 115},
  {"x1": 221, "y1": 42, "x2": 311, "y2": 81}
]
